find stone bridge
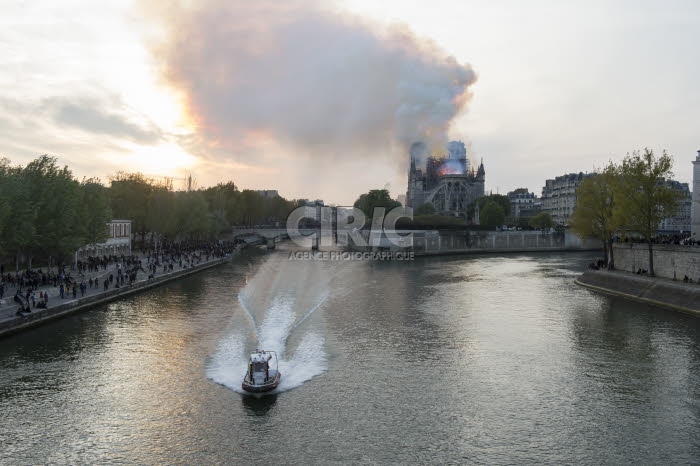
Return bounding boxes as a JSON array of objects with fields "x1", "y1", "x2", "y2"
[{"x1": 232, "y1": 227, "x2": 320, "y2": 249}]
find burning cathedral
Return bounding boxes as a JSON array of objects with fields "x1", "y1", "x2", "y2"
[{"x1": 406, "y1": 141, "x2": 485, "y2": 218}]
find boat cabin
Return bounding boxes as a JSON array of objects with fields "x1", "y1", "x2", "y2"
[
  {"x1": 242, "y1": 349, "x2": 280, "y2": 393},
  {"x1": 248, "y1": 351, "x2": 272, "y2": 385}
]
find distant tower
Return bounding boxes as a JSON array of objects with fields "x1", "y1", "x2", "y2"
[
  {"x1": 476, "y1": 158, "x2": 485, "y2": 181},
  {"x1": 692, "y1": 150, "x2": 700, "y2": 239}
]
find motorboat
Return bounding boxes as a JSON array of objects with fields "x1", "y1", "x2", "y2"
[{"x1": 242, "y1": 350, "x2": 280, "y2": 393}]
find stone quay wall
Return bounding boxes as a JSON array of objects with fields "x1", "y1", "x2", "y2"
[
  {"x1": 354, "y1": 230, "x2": 601, "y2": 256},
  {"x1": 612, "y1": 243, "x2": 700, "y2": 281},
  {"x1": 576, "y1": 270, "x2": 700, "y2": 316}
]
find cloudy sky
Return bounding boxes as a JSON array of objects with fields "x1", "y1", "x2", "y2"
[{"x1": 2, "y1": 0, "x2": 699, "y2": 204}]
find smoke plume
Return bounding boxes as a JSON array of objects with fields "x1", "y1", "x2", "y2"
[{"x1": 145, "y1": 0, "x2": 476, "y2": 168}]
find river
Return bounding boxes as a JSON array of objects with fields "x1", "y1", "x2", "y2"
[{"x1": 1, "y1": 244, "x2": 699, "y2": 464}]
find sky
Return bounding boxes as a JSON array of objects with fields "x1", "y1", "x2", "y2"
[{"x1": 1, "y1": 0, "x2": 699, "y2": 204}]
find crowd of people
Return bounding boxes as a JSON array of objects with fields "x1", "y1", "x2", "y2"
[
  {"x1": 587, "y1": 258, "x2": 607, "y2": 270},
  {"x1": 140, "y1": 240, "x2": 236, "y2": 278},
  {"x1": 613, "y1": 232, "x2": 699, "y2": 246},
  {"x1": 2, "y1": 240, "x2": 237, "y2": 317},
  {"x1": 3, "y1": 264, "x2": 91, "y2": 315}
]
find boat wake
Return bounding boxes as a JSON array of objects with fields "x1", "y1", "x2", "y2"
[{"x1": 207, "y1": 255, "x2": 330, "y2": 395}]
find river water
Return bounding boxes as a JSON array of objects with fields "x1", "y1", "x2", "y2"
[{"x1": 1, "y1": 244, "x2": 699, "y2": 464}]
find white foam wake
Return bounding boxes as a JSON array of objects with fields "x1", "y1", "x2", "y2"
[
  {"x1": 207, "y1": 330, "x2": 326, "y2": 395},
  {"x1": 275, "y1": 331, "x2": 326, "y2": 392},
  {"x1": 207, "y1": 332, "x2": 249, "y2": 391},
  {"x1": 209, "y1": 289, "x2": 328, "y2": 395}
]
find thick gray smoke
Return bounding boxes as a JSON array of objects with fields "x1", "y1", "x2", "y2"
[
  {"x1": 146, "y1": 0, "x2": 477, "y2": 167},
  {"x1": 447, "y1": 141, "x2": 467, "y2": 160},
  {"x1": 409, "y1": 141, "x2": 429, "y2": 165}
]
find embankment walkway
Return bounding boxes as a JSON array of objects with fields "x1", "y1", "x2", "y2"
[
  {"x1": 0, "y1": 247, "x2": 246, "y2": 338},
  {"x1": 575, "y1": 269, "x2": 700, "y2": 316}
]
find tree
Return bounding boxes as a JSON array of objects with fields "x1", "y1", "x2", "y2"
[
  {"x1": 203, "y1": 182, "x2": 233, "y2": 232},
  {"x1": 571, "y1": 162, "x2": 620, "y2": 269},
  {"x1": 109, "y1": 172, "x2": 154, "y2": 247},
  {"x1": 77, "y1": 178, "x2": 111, "y2": 248},
  {"x1": 415, "y1": 202, "x2": 436, "y2": 216},
  {"x1": 146, "y1": 180, "x2": 177, "y2": 243},
  {"x1": 0, "y1": 158, "x2": 36, "y2": 268},
  {"x1": 239, "y1": 190, "x2": 265, "y2": 226},
  {"x1": 174, "y1": 191, "x2": 211, "y2": 239},
  {"x1": 529, "y1": 212, "x2": 554, "y2": 231},
  {"x1": 468, "y1": 194, "x2": 510, "y2": 220},
  {"x1": 22, "y1": 155, "x2": 83, "y2": 268},
  {"x1": 265, "y1": 194, "x2": 297, "y2": 225},
  {"x1": 0, "y1": 158, "x2": 13, "y2": 254},
  {"x1": 480, "y1": 201, "x2": 505, "y2": 227},
  {"x1": 353, "y1": 189, "x2": 401, "y2": 222},
  {"x1": 615, "y1": 148, "x2": 683, "y2": 277}
]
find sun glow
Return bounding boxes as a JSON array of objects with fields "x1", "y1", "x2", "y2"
[{"x1": 122, "y1": 141, "x2": 198, "y2": 176}]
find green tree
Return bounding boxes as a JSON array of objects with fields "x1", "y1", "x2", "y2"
[
  {"x1": 146, "y1": 185, "x2": 177, "y2": 245},
  {"x1": 109, "y1": 172, "x2": 154, "y2": 248},
  {"x1": 0, "y1": 158, "x2": 13, "y2": 255},
  {"x1": 415, "y1": 202, "x2": 436, "y2": 216},
  {"x1": 203, "y1": 182, "x2": 232, "y2": 232},
  {"x1": 77, "y1": 178, "x2": 111, "y2": 248},
  {"x1": 469, "y1": 194, "x2": 510, "y2": 220},
  {"x1": 174, "y1": 191, "x2": 211, "y2": 239},
  {"x1": 266, "y1": 194, "x2": 297, "y2": 225},
  {"x1": 353, "y1": 189, "x2": 401, "y2": 221},
  {"x1": 480, "y1": 201, "x2": 505, "y2": 227},
  {"x1": 571, "y1": 163, "x2": 620, "y2": 269},
  {"x1": 615, "y1": 148, "x2": 683, "y2": 277},
  {"x1": 529, "y1": 212, "x2": 554, "y2": 230},
  {"x1": 202, "y1": 181, "x2": 244, "y2": 227},
  {"x1": 0, "y1": 159, "x2": 36, "y2": 268},
  {"x1": 22, "y1": 155, "x2": 83, "y2": 268},
  {"x1": 239, "y1": 190, "x2": 265, "y2": 226},
  {"x1": 489, "y1": 194, "x2": 511, "y2": 217}
]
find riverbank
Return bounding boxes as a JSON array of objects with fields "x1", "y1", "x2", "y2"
[
  {"x1": 350, "y1": 229, "x2": 602, "y2": 256},
  {"x1": 0, "y1": 248, "x2": 246, "y2": 338},
  {"x1": 575, "y1": 269, "x2": 700, "y2": 316}
]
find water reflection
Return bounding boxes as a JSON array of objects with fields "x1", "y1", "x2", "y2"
[
  {"x1": 242, "y1": 393, "x2": 278, "y2": 416},
  {"x1": 1, "y1": 250, "x2": 699, "y2": 464}
]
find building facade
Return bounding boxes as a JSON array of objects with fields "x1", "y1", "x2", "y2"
[
  {"x1": 406, "y1": 141, "x2": 485, "y2": 219},
  {"x1": 692, "y1": 150, "x2": 700, "y2": 239},
  {"x1": 540, "y1": 172, "x2": 592, "y2": 225},
  {"x1": 76, "y1": 219, "x2": 132, "y2": 260},
  {"x1": 507, "y1": 188, "x2": 541, "y2": 218},
  {"x1": 658, "y1": 180, "x2": 692, "y2": 233}
]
